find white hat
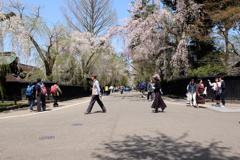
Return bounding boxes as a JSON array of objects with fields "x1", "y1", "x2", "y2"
[{"x1": 153, "y1": 74, "x2": 160, "y2": 79}]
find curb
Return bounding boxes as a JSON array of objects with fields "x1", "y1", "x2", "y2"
[{"x1": 0, "y1": 100, "x2": 54, "y2": 112}]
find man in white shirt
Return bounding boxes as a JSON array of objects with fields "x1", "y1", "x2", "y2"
[{"x1": 85, "y1": 75, "x2": 107, "y2": 114}]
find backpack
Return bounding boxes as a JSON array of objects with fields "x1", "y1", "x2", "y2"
[
  {"x1": 38, "y1": 83, "x2": 47, "y2": 94},
  {"x1": 26, "y1": 85, "x2": 34, "y2": 96},
  {"x1": 51, "y1": 85, "x2": 58, "y2": 95},
  {"x1": 139, "y1": 82, "x2": 146, "y2": 90}
]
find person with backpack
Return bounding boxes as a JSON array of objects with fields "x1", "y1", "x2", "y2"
[
  {"x1": 35, "y1": 78, "x2": 47, "y2": 112},
  {"x1": 139, "y1": 82, "x2": 146, "y2": 98},
  {"x1": 51, "y1": 82, "x2": 62, "y2": 107},
  {"x1": 25, "y1": 82, "x2": 35, "y2": 111}
]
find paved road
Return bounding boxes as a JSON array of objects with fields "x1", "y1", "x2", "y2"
[{"x1": 0, "y1": 91, "x2": 240, "y2": 160}]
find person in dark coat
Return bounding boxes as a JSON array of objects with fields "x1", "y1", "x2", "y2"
[
  {"x1": 35, "y1": 78, "x2": 47, "y2": 112},
  {"x1": 151, "y1": 74, "x2": 167, "y2": 113},
  {"x1": 219, "y1": 77, "x2": 226, "y2": 107}
]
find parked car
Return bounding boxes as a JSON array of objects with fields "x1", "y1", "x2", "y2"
[{"x1": 124, "y1": 86, "x2": 131, "y2": 91}]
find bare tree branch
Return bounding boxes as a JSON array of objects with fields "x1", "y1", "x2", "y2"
[{"x1": 63, "y1": 0, "x2": 117, "y2": 36}]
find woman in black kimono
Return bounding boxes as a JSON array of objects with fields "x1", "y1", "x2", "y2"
[
  {"x1": 151, "y1": 74, "x2": 167, "y2": 113},
  {"x1": 196, "y1": 79, "x2": 206, "y2": 108}
]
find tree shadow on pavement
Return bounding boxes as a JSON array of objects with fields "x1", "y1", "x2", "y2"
[{"x1": 93, "y1": 132, "x2": 240, "y2": 160}]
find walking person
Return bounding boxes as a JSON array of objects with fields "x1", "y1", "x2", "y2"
[
  {"x1": 109, "y1": 86, "x2": 114, "y2": 93},
  {"x1": 25, "y1": 82, "x2": 35, "y2": 111},
  {"x1": 187, "y1": 79, "x2": 197, "y2": 107},
  {"x1": 120, "y1": 86, "x2": 124, "y2": 94},
  {"x1": 35, "y1": 78, "x2": 47, "y2": 112},
  {"x1": 196, "y1": 79, "x2": 206, "y2": 108},
  {"x1": 139, "y1": 82, "x2": 146, "y2": 98},
  {"x1": 147, "y1": 79, "x2": 154, "y2": 101},
  {"x1": 100, "y1": 86, "x2": 104, "y2": 95},
  {"x1": 208, "y1": 78, "x2": 221, "y2": 107},
  {"x1": 104, "y1": 85, "x2": 109, "y2": 96},
  {"x1": 51, "y1": 82, "x2": 62, "y2": 107},
  {"x1": 219, "y1": 77, "x2": 226, "y2": 107},
  {"x1": 85, "y1": 75, "x2": 107, "y2": 114},
  {"x1": 151, "y1": 74, "x2": 167, "y2": 113}
]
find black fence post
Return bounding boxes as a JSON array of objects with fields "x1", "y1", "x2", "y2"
[{"x1": 14, "y1": 94, "x2": 17, "y2": 105}]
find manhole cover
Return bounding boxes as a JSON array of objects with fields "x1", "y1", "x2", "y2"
[
  {"x1": 72, "y1": 123, "x2": 83, "y2": 126},
  {"x1": 39, "y1": 136, "x2": 55, "y2": 140}
]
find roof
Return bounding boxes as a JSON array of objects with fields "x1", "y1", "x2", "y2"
[
  {"x1": 233, "y1": 61, "x2": 240, "y2": 67},
  {"x1": 0, "y1": 53, "x2": 17, "y2": 65},
  {"x1": 18, "y1": 63, "x2": 38, "y2": 72},
  {"x1": 5, "y1": 64, "x2": 39, "y2": 82},
  {"x1": 6, "y1": 74, "x2": 25, "y2": 82}
]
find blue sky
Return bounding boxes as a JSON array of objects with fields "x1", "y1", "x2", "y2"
[
  {"x1": 3, "y1": 0, "x2": 133, "y2": 62},
  {"x1": 19, "y1": 0, "x2": 132, "y2": 25},
  {"x1": 16, "y1": 0, "x2": 133, "y2": 54}
]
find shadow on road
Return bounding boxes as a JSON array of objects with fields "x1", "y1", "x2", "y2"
[{"x1": 93, "y1": 132, "x2": 240, "y2": 160}]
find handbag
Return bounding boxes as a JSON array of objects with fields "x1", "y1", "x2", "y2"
[
  {"x1": 217, "y1": 89, "x2": 222, "y2": 94},
  {"x1": 186, "y1": 93, "x2": 190, "y2": 100},
  {"x1": 203, "y1": 87, "x2": 207, "y2": 95},
  {"x1": 216, "y1": 83, "x2": 222, "y2": 94}
]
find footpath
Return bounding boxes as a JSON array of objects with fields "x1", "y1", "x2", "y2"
[{"x1": 162, "y1": 96, "x2": 240, "y2": 113}]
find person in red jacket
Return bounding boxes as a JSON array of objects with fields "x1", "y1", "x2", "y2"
[{"x1": 51, "y1": 82, "x2": 62, "y2": 107}]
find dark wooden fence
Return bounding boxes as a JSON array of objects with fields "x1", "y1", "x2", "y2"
[
  {"x1": 3, "y1": 76, "x2": 240, "y2": 102},
  {"x1": 162, "y1": 76, "x2": 240, "y2": 101},
  {"x1": 3, "y1": 81, "x2": 91, "y2": 102}
]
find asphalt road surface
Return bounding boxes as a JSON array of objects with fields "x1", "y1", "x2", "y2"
[{"x1": 0, "y1": 91, "x2": 240, "y2": 160}]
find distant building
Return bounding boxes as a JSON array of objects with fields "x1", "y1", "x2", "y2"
[
  {"x1": 1, "y1": 52, "x2": 39, "y2": 82},
  {"x1": 232, "y1": 61, "x2": 240, "y2": 75},
  {"x1": 6, "y1": 64, "x2": 39, "y2": 82}
]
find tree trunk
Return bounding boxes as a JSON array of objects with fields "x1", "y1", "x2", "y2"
[
  {"x1": 44, "y1": 57, "x2": 56, "y2": 81},
  {"x1": 224, "y1": 29, "x2": 229, "y2": 66}
]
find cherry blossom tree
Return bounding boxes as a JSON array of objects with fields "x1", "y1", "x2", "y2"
[
  {"x1": 0, "y1": 0, "x2": 130, "y2": 85},
  {"x1": 67, "y1": 30, "x2": 126, "y2": 85},
  {"x1": 108, "y1": 0, "x2": 203, "y2": 80},
  {"x1": 0, "y1": 0, "x2": 71, "y2": 81}
]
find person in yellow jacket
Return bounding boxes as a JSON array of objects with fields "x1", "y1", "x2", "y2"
[{"x1": 104, "y1": 85, "x2": 109, "y2": 95}]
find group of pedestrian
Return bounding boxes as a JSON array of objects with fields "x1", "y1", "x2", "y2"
[
  {"x1": 208, "y1": 77, "x2": 226, "y2": 107},
  {"x1": 85, "y1": 73, "x2": 167, "y2": 114},
  {"x1": 101, "y1": 85, "x2": 123, "y2": 95},
  {"x1": 26, "y1": 78, "x2": 62, "y2": 112},
  {"x1": 187, "y1": 77, "x2": 226, "y2": 108},
  {"x1": 187, "y1": 79, "x2": 207, "y2": 108}
]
